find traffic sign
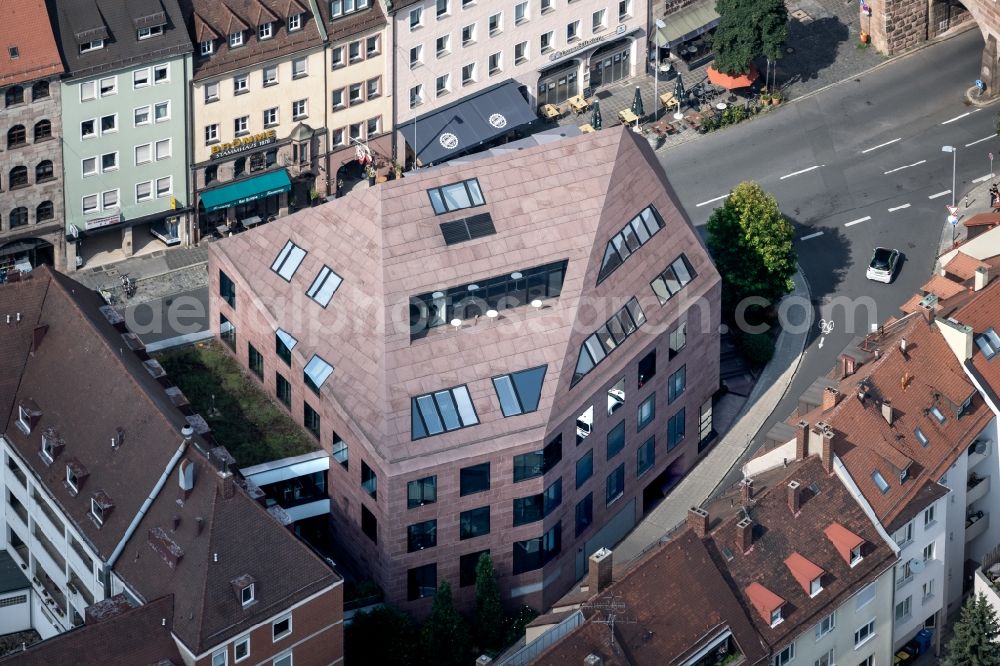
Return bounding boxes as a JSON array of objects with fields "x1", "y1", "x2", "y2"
[
  {"x1": 991, "y1": 152, "x2": 994, "y2": 161},
  {"x1": 947, "y1": 204, "x2": 959, "y2": 216},
  {"x1": 948, "y1": 215, "x2": 959, "y2": 226}
]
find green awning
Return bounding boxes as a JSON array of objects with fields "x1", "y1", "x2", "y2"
[
  {"x1": 655, "y1": 0, "x2": 721, "y2": 48},
  {"x1": 200, "y1": 169, "x2": 291, "y2": 212}
]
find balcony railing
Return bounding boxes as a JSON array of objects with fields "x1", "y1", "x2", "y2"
[
  {"x1": 967, "y1": 511, "x2": 990, "y2": 543},
  {"x1": 32, "y1": 525, "x2": 66, "y2": 573},
  {"x1": 969, "y1": 474, "x2": 991, "y2": 506},
  {"x1": 31, "y1": 491, "x2": 64, "y2": 538}
]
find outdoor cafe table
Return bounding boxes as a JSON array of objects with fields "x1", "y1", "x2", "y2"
[
  {"x1": 568, "y1": 95, "x2": 589, "y2": 113},
  {"x1": 579, "y1": 123, "x2": 596, "y2": 133},
  {"x1": 540, "y1": 103, "x2": 560, "y2": 119},
  {"x1": 242, "y1": 215, "x2": 263, "y2": 229},
  {"x1": 618, "y1": 109, "x2": 638, "y2": 125}
]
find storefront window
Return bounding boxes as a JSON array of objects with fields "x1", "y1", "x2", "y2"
[{"x1": 537, "y1": 61, "x2": 578, "y2": 105}]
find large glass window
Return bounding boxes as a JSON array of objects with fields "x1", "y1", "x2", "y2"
[
  {"x1": 513, "y1": 436, "x2": 561, "y2": 482},
  {"x1": 427, "y1": 178, "x2": 485, "y2": 214},
  {"x1": 637, "y1": 393, "x2": 655, "y2": 431},
  {"x1": 304, "y1": 402, "x2": 320, "y2": 438},
  {"x1": 407, "y1": 563, "x2": 436, "y2": 600},
  {"x1": 248, "y1": 343, "x2": 263, "y2": 378},
  {"x1": 410, "y1": 260, "x2": 567, "y2": 339},
  {"x1": 306, "y1": 265, "x2": 342, "y2": 307},
  {"x1": 637, "y1": 349, "x2": 655, "y2": 389},
  {"x1": 637, "y1": 436, "x2": 655, "y2": 477},
  {"x1": 575, "y1": 494, "x2": 593, "y2": 536},
  {"x1": 271, "y1": 240, "x2": 306, "y2": 281},
  {"x1": 669, "y1": 322, "x2": 687, "y2": 359},
  {"x1": 460, "y1": 550, "x2": 489, "y2": 587},
  {"x1": 219, "y1": 270, "x2": 236, "y2": 308},
  {"x1": 460, "y1": 463, "x2": 490, "y2": 495},
  {"x1": 607, "y1": 421, "x2": 625, "y2": 460},
  {"x1": 573, "y1": 298, "x2": 646, "y2": 386},
  {"x1": 668, "y1": 408, "x2": 686, "y2": 450},
  {"x1": 606, "y1": 463, "x2": 625, "y2": 505},
  {"x1": 597, "y1": 206, "x2": 665, "y2": 283},
  {"x1": 411, "y1": 385, "x2": 479, "y2": 439},
  {"x1": 607, "y1": 378, "x2": 625, "y2": 416},
  {"x1": 361, "y1": 505, "x2": 377, "y2": 542},
  {"x1": 544, "y1": 478, "x2": 562, "y2": 515},
  {"x1": 220, "y1": 314, "x2": 235, "y2": 350},
  {"x1": 361, "y1": 461, "x2": 377, "y2": 499},
  {"x1": 576, "y1": 450, "x2": 593, "y2": 489},
  {"x1": 460, "y1": 506, "x2": 490, "y2": 539},
  {"x1": 493, "y1": 366, "x2": 547, "y2": 417},
  {"x1": 407, "y1": 519, "x2": 437, "y2": 551},
  {"x1": 513, "y1": 494, "x2": 543, "y2": 526},
  {"x1": 512, "y1": 523, "x2": 560, "y2": 574},
  {"x1": 650, "y1": 254, "x2": 697, "y2": 305},
  {"x1": 275, "y1": 328, "x2": 297, "y2": 365},
  {"x1": 276, "y1": 372, "x2": 291, "y2": 406},
  {"x1": 332, "y1": 432, "x2": 349, "y2": 469},
  {"x1": 304, "y1": 355, "x2": 333, "y2": 394},
  {"x1": 407, "y1": 476, "x2": 437, "y2": 508},
  {"x1": 668, "y1": 366, "x2": 686, "y2": 403}
]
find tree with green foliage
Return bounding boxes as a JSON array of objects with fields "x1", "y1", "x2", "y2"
[
  {"x1": 345, "y1": 605, "x2": 421, "y2": 666},
  {"x1": 706, "y1": 181, "x2": 796, "y2": 309},
  {"x1": 421, "y1": 581, "x2": 471, "y2": 666},
  {"x1": 711, "y1": 0, "x2": 788, "y2": 75},
  {"x1": 474, "y1": 553, "x2": 505, "y2": 653},
  {"x1": 943, "y1": 593, "x2": 1000, "y2": 666},
  {"x1": 504, "y1": 605, "x2": 541, "y2": 647}
]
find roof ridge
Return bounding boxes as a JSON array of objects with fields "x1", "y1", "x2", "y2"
[{"x1": 0, "y1": 269, "x2": 52, "y2": 433}]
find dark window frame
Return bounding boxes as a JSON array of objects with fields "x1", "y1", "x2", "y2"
[
  {"x1": 275, "y1": 372, "x2": 291, "y2": 407},
  {"x1": 407, "y1": 562, "x2": 436, "y2": 600},
  {"x1": 606, "y1": 463, "x2": 625, "y2": 505},
  {"x1": 459, "y1": 506, "x2": 490, "y2": 540},
  {"x1": 304, "y1": 401, "x2": 320, "y2": 439},
  {"x1": 637, "y1": 435, "x2": 655, "y2": 477},
  {"x1": 597, "y1": 205, "x2": 666, "y2": 284},
  {"x1": 407, "y1": 519, "x2": 437, "y2": 551},
  {"x1": 668, "y1": 365, "x2": 687, "y2": 403},
  {"x1": 607, "y1": 421, "x2": 625, "y2": 461},
  {"x1": 427, "y1": 177, "x2": 485, "y2": 214},
  {"x1": 667, "y1": 408, "x2": 686, "y2": 450},
  {"x1": 492, "y1": 365, "x2": 547, "y2": 417},
  {"x1": 219, "y1": 270, "x2": 236, "y2": 308},
  {"x1": 248, "y1": 343, "x2": 263, "y2": 378},
  {"x1": 219, "y1": 314, "x2": 236, "y2": 350},
  {"x1": 637, "y1": 348, "x2": 656, "y2": 389},
  {"x1": 572, "y1": 298, "x2": 646, "y2": 386},
  {"x1": 576, "y1": 449, "x2": 593, "y2": 489},
  {"x1": 460, "y1": 462, "x2": 490, "y2": 495},
  {"x1": 460, "y1": 549, "x2": 489, "y2": 587},
  {"x1": 361, "y1": 461, "x2": 377, "y2": 500},
  {"x1": 407, "y1": 475, "x2": 437, "y2": 508},
  {"x1": 575, "y1": 493, "x2": 593, "y2": 537},
  {"x1": 361, "y1": 505, "x2": 377, "y2": 543},
  {"x1": 411, "y1": 384, "x2": 480, "y2": 440}
]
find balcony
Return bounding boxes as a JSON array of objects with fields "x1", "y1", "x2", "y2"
[
  {"x1": 967, "y1": 510, "x2": 990, "y2": 543},
  {"x1": 32, "y1": 525, "x2": 66, "y2": 576},
  {"x1": 969, "y1": 439, "x2": 990, "y2": 470},
  {"x1": 969, "y1": 473, "x2": 991, "y2": 506},
  {"x1": 34, "y1": 564, "x2": 67, "y2": 622},
  {"x1": 30, "y1": 490, "x2": 65, "y2": 545},
  {"x1": 5, "y1": 460, "x2": 26, "y2": 494},
  {"x1": 8, "y1": 494, "x2": 28, "y2": 534}
]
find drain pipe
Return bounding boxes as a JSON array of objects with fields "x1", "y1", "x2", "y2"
[{"x1": 102, "y1": 425, "x2": 192, "y2": 598}]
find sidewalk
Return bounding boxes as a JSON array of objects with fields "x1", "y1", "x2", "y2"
[{"x1": 612, "y1": 267, "x2": 812, "y2": 573}]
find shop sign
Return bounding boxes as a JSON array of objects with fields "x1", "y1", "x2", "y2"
[
  {"x1": 210, "y1": 129, "x2": 278, "y2": 160},
  {"x1": 85, "y1": 212, "x2": 120, "y2": 231},
  {"x1": 549, "y1": 24, "x2": 627, "y2": 62}
]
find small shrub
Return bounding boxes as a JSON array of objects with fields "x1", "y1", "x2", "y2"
[{"x1": 739, "y1": 332, "x2": 776, "y2": 367}]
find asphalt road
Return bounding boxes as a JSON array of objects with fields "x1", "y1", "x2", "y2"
[{"x1": 660, "y1": 29, "x2": 998, "y2": 487}]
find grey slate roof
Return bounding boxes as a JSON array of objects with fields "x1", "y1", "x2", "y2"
[{"x1": 48, "y1": 0, "x2": 193, "y2": 78}]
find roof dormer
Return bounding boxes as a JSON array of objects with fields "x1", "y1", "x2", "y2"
[
  {"x1": 785, "y1": 552, "x2": 825, "y2": 597},
  {"x1": 91, "y1": 491, "x2": 114, "y2": 527},
  {"x1": 16, "y1": 398, "x2": 41, "y2": 435},
  {"x1": 65, "y1": 458, "x2": 89, "y2": 495},
  {"x1": 824, "y1": 522, "x2": 865, "y2": 567},
  {"x1": 745, "y1": 582, "x2": 785, "y2": 627},
  {"x1": 40, "y1": 426, "x2": 64, "y2": 464}
]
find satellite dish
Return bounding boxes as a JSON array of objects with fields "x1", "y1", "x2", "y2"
[{"x1": 909, "y1": 558, "x2": 925, "y2": 574}]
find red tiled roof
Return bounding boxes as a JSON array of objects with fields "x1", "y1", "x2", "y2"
[
  {"x1": 944, "y1": 252, "x2": 990, "y2": 281},
  {"x1": 784, "y1": 553, "x2": 824, "y2": 595},
  {"x1": 950, "y1": 279, "x2": 1000, "y2": 407},
  {"x1": 963, "y1": 212, "x2": 1000, "y2": 227},
  {"x1": 824, "y1": 523, "x2": 864, "y2": 565},
  {"x1": 0, "y1": 0, "x2": 63, "y2": 85},
  {"x1": 899, "y1": 293, "x2": 928, "y2": 315},
  {"x1": 745, "y1": 582, "x2": 784, "y2": 623},
  {"x1": 922, "y1": 274, "x2": 967, "y2": 300}
]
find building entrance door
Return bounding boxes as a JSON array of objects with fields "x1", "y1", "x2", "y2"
[{"x1": 589, "y1": 41, "x2": 630, "y2": 88}]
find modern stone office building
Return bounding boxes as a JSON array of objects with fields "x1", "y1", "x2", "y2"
[{"x1": 207, "y1": 128, "x2": 721, "y2": 612}]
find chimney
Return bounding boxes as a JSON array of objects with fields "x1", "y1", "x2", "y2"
[
  {"x1": 220, "y1": 473, "x2": 235, "y2": 500},
  {"x1": 839, "y1": 354, "x2": 857, "y2": 378},
  {"x1": 881, "y1": 401, "x2": 894, "y2": 426},
  {"x1": 975, "y1": 265, "x2": 990, "y2": 291},
  {"x1": 936, "y1": 318, "x2": 975, "y2": 361},
  {"x1": 178, "y1": 458, "x2": 195, "y2": 500},
  {"x1": 821, "y1": 429, "x2": 835, "y2": 474},
  {"x1": 822, "y1": 387, "x2": 841, "y2": 411},
  {"x1": 476, "y1": 657, "x2": 494, "y2": 666},
  {"x1": 740, "y1": 477, "x2": 754, "y2": 504},
  {"x1": 795, "y1": 420, "x2": 809, "y2": 460},
  {"x1": 688, "y1": 507, "x2": 710, "y2": 538},
  {"x1": 788, "y1": 480, "x2": 801, "y2": 515},
  {"x1": 587, "y1": 548, "x2": 613, "y2": 594},
  {"x1": 900, "y1": 338, "x2": 908, "y2": 358},
  {"x1": 583, "y1": 656, "x2": 603, "y2": 666},
  {"x1": 808, "y1": 423, "x2": 827, "y2": 457},
  {"x1": 920, "y1": 296, "x2": 937, "y2": 323},
  {"x1": 736, "y1": 516, "x2": 753, "y2": 553}
]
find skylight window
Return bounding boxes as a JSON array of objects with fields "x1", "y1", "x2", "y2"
[
  {"x1": 650, "y1": 254, "x2": 696, "y2": 305},
  {"x1": 427, "y1": 178, "x2": 485, "y2": 214},
  {"x1": 275, "y1": 328, "x2": 297, "y2": 365},
  {"x1": 572, "y1": 298, "x2": 646, "y2": 386},
  {"x1": 597, "y1": 205, "x2": 665, "y2": 284},
  {"x1": 929, "y1": 406, "x2": 945, "y2": 424},
  {"x1": 493, "y1": 366, "x2": 547, "y2": 417},
  {"x1": 304, "y1": 355, "x2": 334, "y2": 394},
  {"x1": 412, "y1": 385, "x2": 479, "y2": 439},
  {"x1": 976, "y1": 328, "x2": 1000, "y2": 360},
  {"x1": 271, "y1": 240, "x2": 306, "y2": 281},
  {"x1": 915, "y1": 427, "x2": 929, "y2": 447},
  {"x1": 306, "y1": 265, "x2": 343, "y2": 307},
  {"x1": 871, "y1": 470, "x2": 890, "y2": 494}
]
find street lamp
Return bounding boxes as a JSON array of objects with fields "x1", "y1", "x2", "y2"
[{"x1": 942, "y1": 145, "x2": 957, "y2": 208}]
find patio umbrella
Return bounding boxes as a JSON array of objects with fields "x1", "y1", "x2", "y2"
[
  {"x1": 591, "y1": 100, "x2": 602, "y2": 130},
  {"x1": 674, "y1": 77, "x2": 686, "y2": 107},
  {"x1": 706, "y1": 63, "x2": 760, "y2": 90},
  {"x1": 631, "y1": 86, "x2": 645, "y2": 118}
]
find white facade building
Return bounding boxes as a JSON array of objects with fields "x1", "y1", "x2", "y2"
[{"x1": 391, "y1": 0, "x2": 648, "y2": 124}]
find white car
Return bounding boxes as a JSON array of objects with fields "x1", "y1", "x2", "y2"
[{"x1": 865, "y1": 247, "x2": 900, "y2": 284}]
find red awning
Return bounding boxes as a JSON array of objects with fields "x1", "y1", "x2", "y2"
[{"x1": 706, "y1": 63, "x2": 759, "y2": 90}]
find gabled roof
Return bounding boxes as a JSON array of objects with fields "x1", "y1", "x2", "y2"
[
  {"x1": 209, "y1": 128, "x2": 720, "y2": 471},
  {"x1": 948, "y1": 279, "x2": 1000, "y2": 409},
  {"x1": 944, "y1": 252, "x2": 990, "y2": 281},
  {"x1": 783, "y1": 553, "x2": 824, "y2": 595},
  {"x1": 824, "y1": 522, "x2": 863, "y2": 565},
  {"x1": 1, "y1": 266, "x2": 206, "y2": 561},
  {"x1": 315, "y1": 0, "x2": 387, "y2": 42},
  {"x1": 50, "y1": 0, "x2": 192, "y2": 78},
  {"x1": 115, "y1": 450, "x2": 339, "y2": 654},
  {"x1": 0, "y1": 0, "x2": 64, "y2": 85},
  {"x1": 533, "y1": 531, "x2": 767, "y2": 666},
  {"x1": 745, "y1": 582, "x2": 784, "y2": 622},
  {"x1": 921, "y1": 274, "x2": 967, "y2": 300},
  {"x1": 2, "y1": 595, "x2": 182, "y2": 665}
]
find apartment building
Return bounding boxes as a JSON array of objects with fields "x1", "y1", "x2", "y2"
[
  {"x1": 314, "y1": 0, "x2": 394, "y2": 184},
  {"x1": 207, "y1": 128, "x2": 721, "y2": 612},
  {"x1": 532, "y1": 455, "x2": 898, "y2": 666},
  {"x1": 0, "y1": 0, "x2": 66, "y2": 272},
  {"x1": 0, "y1": 265, "x2": 344, "y2": 663},
  {"x1": 52, "y1": 0, "x2": 193, "y2": 268},
  {"x1": 186, "y1": 0, "x2": 329, "y2": 237},
  {"x1": 391, "y1": 0, "x2": 647, "y2": 162}
]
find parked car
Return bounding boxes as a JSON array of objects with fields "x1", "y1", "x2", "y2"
[{"x1": 866, "y1": 247, "x2": 900, "y2": 283}]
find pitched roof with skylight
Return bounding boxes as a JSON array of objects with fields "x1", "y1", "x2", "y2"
[
  {"x1": 306, "y1": 265, "x2": 342, "y2": 307},
  {"x1": 271, "y1": 240, "x2": 306, "y2": 281}
]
